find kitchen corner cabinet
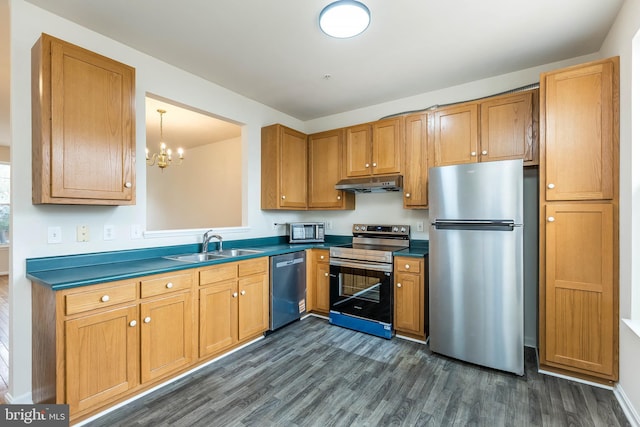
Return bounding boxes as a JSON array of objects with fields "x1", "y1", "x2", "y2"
[
  {"x1": 261, "y1": 124, "x2": 308, "y2": 209},
  {"x1": 31, "y1": 33, "x2": 136, "y2": 205},
  {"x1": 403, "y1": 113, "x2": 428, "y2": 209},
  {"x1": 307, "y1": 249, "x2": 330, "y2": 315},
  {"x1": 198, "y1": 258, "x2": 269, "y2": 358},
  {"x1": 344, "y1": 117, "x2": 404, "y2": 178},
  {"x1": 308, "y1": 129, "x2": 355, "y2": 210},
  {"x1": 539, "y1": 57, "x2": 619, "y2": 383},
  {"x1": 394, "y1": 256, "x2": 427, "y2": 340}
]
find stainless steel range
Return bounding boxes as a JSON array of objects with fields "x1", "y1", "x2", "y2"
[{"x1": 329, "y1": 224, "x2": 410, "y2": 339}]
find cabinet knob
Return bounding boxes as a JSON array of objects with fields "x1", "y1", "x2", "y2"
[
  {"x1": 405, "y1": 264, "x2": 410, "y2": 269},
  {"x1": 481, "y1": 150, "x2": 488, "y2": 155},
  {"x1": 365, "y1": 163, "x2": 370, "y2": 168},
  {"x1": 548, "y1": 183, "x2": 555, "y2": 189},
  {"x1": 337, "y1": 195, "x2": 341, "y2": 200},
  {"x1": 144, "y1": 316, "x2": 151, "y2": 323},
  {"x1": 101, "y1": 295, "x2": 110, "y2": 302},
  {"x1": 124, "y1": 182, "x2": 132, "y2": 188},
  {"x1": 405, "y1": 193, "x2": 411, "y2": 198},
  {"x1": 471, "y1": 151, "x2": 477, "y2": 156},
  {"x1": 320, "y1": 255, "x2": 325, "y2": 260},
  {"x1": 397, "y1": 283, "x2": 402, "y2": 288},
  {"x1": 129, "y1": 320, "x2": 137, "y2": 327},
  {"x1": 241, "y1": 290, "x2": 246, "y2": 296},
  {"x1": 281, "y1": 195, "x2": 286, "y2": 199},
  {"x1": 324, "y1": 272, "x2": 329, "y2": 277},
  {"x1": 548, "y1": 216, "x2": 555, "y2": 222},
  {"x1": 166, "y1": 282, "x2": 173, "y2": 289},
  {"x1": 372, "y1": 162, "x2": 377, "y2": 167},
  {"x1": 232, "y1": 292, "x2": 238, "y2": 298}
]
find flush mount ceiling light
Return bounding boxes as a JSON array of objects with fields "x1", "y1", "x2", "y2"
[{"x1": 319, "y1": 0, "x2": 371, "y2": 38}]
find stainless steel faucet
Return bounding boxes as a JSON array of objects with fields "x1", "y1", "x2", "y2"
[{"x1": 201, "y1": 230, "x2": 223, "y2": 253}]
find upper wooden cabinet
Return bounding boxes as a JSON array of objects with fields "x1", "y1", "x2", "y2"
[
  {"x1": 542, "y1": 62, "x2": 615, "y2": 201},
  {"x1": 31, "y1": 33, "x2": 136, "y2": 205},
  {"x1": 429, "y1": 89, "x2": 538, "y2": 168},
  {"x1": 261, "y1": 124, "x2": 308, "y2": 209},
  {"x1": 403, "y1": 113, "x2": 428, "y2": 209},
  {"x1": 308, "y1": 129, "x2": 355, "y2": 210},
  {"x1": 345, "y1": 117, "x2": 403, "y2": 177}
]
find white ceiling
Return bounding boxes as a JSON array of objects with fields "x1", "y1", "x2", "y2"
[{"x1": 0, "y1": 0, "x2": 626, "y2": 146}]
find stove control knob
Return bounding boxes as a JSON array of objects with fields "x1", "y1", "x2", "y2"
[
  {"x1": 393, "y1": 226, "x2": 399, "y2": 232},
  {"x1": 400, "y1": 227, "x2": 407, "y2": 233},
  {"x1": 354, "y1": 226, "x2": 360, "y2": 231}
]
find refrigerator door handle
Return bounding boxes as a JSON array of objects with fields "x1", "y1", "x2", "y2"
[{"x1": 433, "y1": 219, "x2": 517, "y2": 231}]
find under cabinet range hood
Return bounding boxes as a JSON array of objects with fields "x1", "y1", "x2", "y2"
[{"x1": 335, "y1": 175, "x2": 403, "y2": 193}]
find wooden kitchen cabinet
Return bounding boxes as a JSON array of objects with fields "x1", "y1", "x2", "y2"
[
  {"x1": 430, "y1": 102, "x2": 479, "y2": 167},
  {"x1": 344, "y1": 117, "x2": 403, "y2": 177},
  {"x1": 198, "y1": 258, "x2": 269, "y2": 358},
  {"x1": 307, "y1": 249, "x2": 330, "y2": 315},
  {"x1": 539, "y1": 56, "x2": 619, "y2": 383},
  {"x1": 261, "y1": 124, "x2": 308, "y2": 209},
  {"x1": 31, "y1": 33, "x2": 135, "y2": 205},
  {"x1": 403, "y1": 113, "x2": 428, "y2": 209},
  {"x1": 394, "y1": 256, "x2": 426, "y2": 340},
  {"x1": 308, "y1": 129, "x2": 355, "y2": 210}
]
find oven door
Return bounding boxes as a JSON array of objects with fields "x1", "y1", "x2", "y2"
[{"x1": 329, "y1": 259, "x2": 393, "y2": 324}]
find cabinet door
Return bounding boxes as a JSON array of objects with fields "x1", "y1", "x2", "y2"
[
  {"x1": 372, "y1": 117, "x2": 403, "y2": 175},
  {"x1": 36, "y1": 34, "x2": 135, "y2": 204},
  {"x1": 279, "y1": 126, "x2": 308, "y2": 208},
  {"x1": 394, "y1": 271, "x2": 423, "y2": 336},
  {"x1": 480, "y1": 91, "x2": 535, "y2": 163},
  {"x1": 543, "y1": 60, "x2": 615, "y2": 201},
  {"x1": 308, "y1": 129, "x2": 352, "y2": 209},
  {"x1": 140, "y1": 293, "x2": 193, "y2": 383},
  {"x1": 345, "y1": 124, "x2": 372, "y2": 177},
  {"x1": 431, "y1": 103, "x2": 479, "y2": 167},
  {"x1": 199, "y1": 281, "x2": 238, "y2": 357},
  {"x1": 65, "y1": 305, "x2": 139, "y2": 414},
  {"x1": 403, "y1": 114, "x2": 428, "y2": 208},
  {"x1": 238, "y1": 273, "x2": 269, "y2": 341},
  {"x1": 315, "y1": 261, "x2": 331, "y2": 314},
  {"x1": 543, "y1": 203, "x2": 615, "y2": 377}
]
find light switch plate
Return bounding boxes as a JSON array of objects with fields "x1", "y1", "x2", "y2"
[
  {"x1": 103, "y1": 225, "x2": 115, "y2": 240},
  {"x1": 131, "y1": 224, "x2": 143, "y2": 239},
  {"x1": 47, "y1": 226, "x2": 62, "y2": 244},
  {"x1": 416, "y1": 221, "x2": 424, "y2": 232}
]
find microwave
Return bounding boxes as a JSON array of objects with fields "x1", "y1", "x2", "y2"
[{"x1": 288, "y1": 222, "x2": 325, "y2": 243}]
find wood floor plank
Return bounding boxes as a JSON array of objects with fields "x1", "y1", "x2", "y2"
[{"x1": 85, "y1": 317, "x2": 631, "y2": 427}]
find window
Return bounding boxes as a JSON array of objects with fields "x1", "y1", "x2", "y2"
[{"x1": 0, "y1": 164, "x2": 9, "y2": 244}]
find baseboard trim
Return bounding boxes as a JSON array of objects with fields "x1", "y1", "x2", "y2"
[
  {"x1": 614, "y1": 384, "x2": 640, "y2": 427},
  {"x1": 75, "y1": 335, "x2": 264, "y2": 426},
  {"x1": 3, "y1": 390, "x2": 33, "y2": 404}
]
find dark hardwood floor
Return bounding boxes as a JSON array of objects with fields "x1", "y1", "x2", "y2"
[{"x1": 86, "y1": 317, "x2": 629, "y2": 427}]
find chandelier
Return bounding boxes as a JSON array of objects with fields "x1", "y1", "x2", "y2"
[{"x1": 146, "y1": 109, "x2": 184, "y2": 170}]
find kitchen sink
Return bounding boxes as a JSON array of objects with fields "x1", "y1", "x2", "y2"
[{"x1": 165, "y1": 248, "x2": 264, "y2": 263}]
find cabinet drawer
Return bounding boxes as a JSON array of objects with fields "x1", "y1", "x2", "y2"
[
  {"x1": 65, "y1": 282, "x2": 137, "y2": 315},
  {"x1": 141, "y1": 272, "x2": 193, "y2": 298},
  {"x1": 395, "y1": 258, "x2": 422, "y2": 274},
  {"x1": 238, "y1": 257, "x2": 268, "y2": 277},
  {"x1": 315, "y1": 250, "x2": 329, "y2": 263},
  {"x1": 200, "y1": 263, "x2": 237, "y2": 286}
]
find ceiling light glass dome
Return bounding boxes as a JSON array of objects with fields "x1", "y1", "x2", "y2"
[{"x1": 319, "y1": 0, "x2": 371, "y2": 39}]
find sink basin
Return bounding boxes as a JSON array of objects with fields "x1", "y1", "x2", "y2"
[
  {"x1": 165, "y1": 253, "x2": 229, "y2": 263},
  {"x1": 165, "y1": 248, "x2": 263, "y2": 263}
]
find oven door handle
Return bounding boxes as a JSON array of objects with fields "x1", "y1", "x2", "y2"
[{"x1": 329, "y1": 258, "x2": 393, "y2": 273}]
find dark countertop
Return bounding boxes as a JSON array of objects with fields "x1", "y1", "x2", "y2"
[{"x1": 26, "y1": 236, "x2": 428, "y2": 291}]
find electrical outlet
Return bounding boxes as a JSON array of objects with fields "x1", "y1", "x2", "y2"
[
  {"x1": 416, "y1": 221, "x2": 424, "y2": 232},
  {"x1": 77, "y1": 225, "x2": 90, "y2": 242},
  {"x1": 326, "y1": 220, "x2": 333, "y2": 230},
  {"x1": 47, "y1": 226, "x2": 62, "y2": 244},
  {"x1": 131, "y1": 224, "x2": 143, "y2": 239},
  {"x1": 103, "y1": 225, "x2": 115, "y2": 240}
]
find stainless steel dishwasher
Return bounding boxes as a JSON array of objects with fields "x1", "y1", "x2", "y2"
[{"x1": 270, "y1": 251, "x2": 306, "y2": 331}]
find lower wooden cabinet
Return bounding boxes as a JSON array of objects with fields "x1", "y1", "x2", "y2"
[
  {"x1": 393, "y1": 256, "x2": 427, "y2": 340},
  {"x1": 307, "y1": 249, "x2": 330, "y2": 315}
]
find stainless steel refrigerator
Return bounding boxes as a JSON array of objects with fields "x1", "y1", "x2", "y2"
[{"x1": 428, "y1": 159, "x2": 524, "y2": 375}]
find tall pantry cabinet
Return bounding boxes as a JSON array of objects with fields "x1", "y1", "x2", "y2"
[{"x1": 538, "y1": 57, "x2": 619, "y2": 383}]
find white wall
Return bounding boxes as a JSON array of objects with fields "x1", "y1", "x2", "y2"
[
  {"x1": 0, "y1": 146, "x2": 8, "y2": 275},
  {"x1": 599, "y1": 0, "x2": 640, "y2": 422},
  {"x1": 8, "y1": 0, "x2": 631, "y2": 410}
]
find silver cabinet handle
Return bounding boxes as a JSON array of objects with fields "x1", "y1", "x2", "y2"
[
  {"x1": 471, "y1": 151, "x2": 477, "y2": 156},
  {"x1": 405, "y1": 264, "x2": 410, "y2": 269},
  {"x1": 124, "y1": 182, "x2": 132, "y2": 188},
  {"x1": 281, "y1": 195, "x2": 286, "y2": 199},
  {"x1": 129, "y1": 320, "x2": 137, "y2": 327},
  {"x1": 144, "y1": 316, "x2": 151, "y2": 323},
  {"x1": 405, "y1": 193, "x2": 411, "y2": 198},
  {"x1": 101, "y1": 295, "x2": 110, "y2": 302},
  {"x1": 397, "y1": 283, "x2": 402, "y2": 288},
  {"x1": 365, "y1": 163, "x2": 370, "y2": 168},
  {"x1": 240, "y1": 290, "x2": 246, "y2": 296},
  {"x1": 232, "y1": 292, "x2": 238, "y2": 298},
  {"x1": 481, "y1": 150, "x2": 488, "y2": 155},
  {"x1": 337, "y1": 195, "x2": 341, "y2": 200},
  {"x1": 320, "y1": 255, "x2": 325, "y2": 260},
  {"x1": 548, "y1": 217, "x2": 555, "y2": 222},
  {"x1": 324, "y1": 272, "x2": 329, "y2": 277},
  {"x1": 372, "y1": 162, "x2": 377, "y2": 167},
  {"x1": 548, "y1": 183, "x2": 555, "y2": 189},
  {"x1": 166, "y1": 282, "x2": 173, "y2": 289}
]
